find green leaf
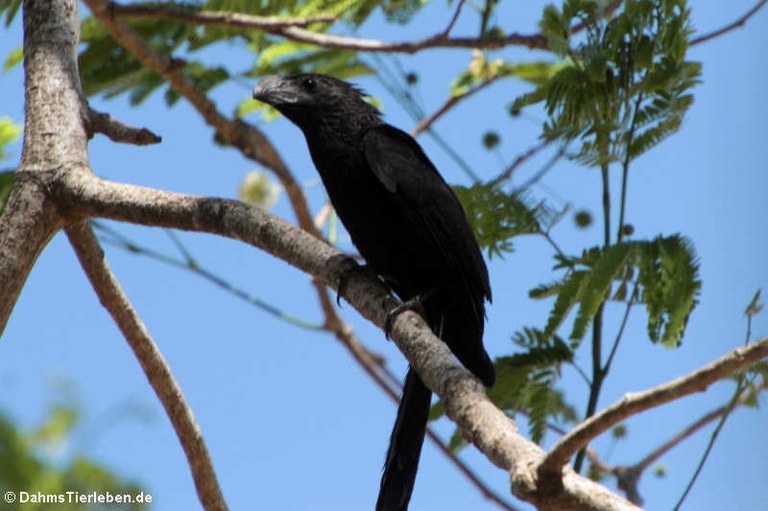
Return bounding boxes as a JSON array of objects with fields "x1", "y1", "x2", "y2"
[
  {"x1": 537, "y1": 235, "x2": 699, "y2": 346},
  {"x1": 571, "y1": 242, "x2": 633, "y2": 339},
  {"x1": 252, "y1": 41, "x2": 372, "y2": 80},
  {"x1": 529, "y1": 282, "x2": 561, "y2": 299},
  {"x1": 542, "y1": 269, "x2": 588, "y2": 338},
  {"x1": 539, "y1": 5, "x2": 570, "y2": 56},
  {"x1": 0, "y1": 0, "x2": 21, "y2": 27},
  {"x1": 79, "y1": 16, "x2": 193, "y2": 105},
  {"x1": 3, "y1": 46, "x2": 21, "y2": 72},
  {"x1": 509, "y1": 328, "x2": 573, "y2": 367},
  {"x1": 636, "y1": 234, "x2": 701, "y2": 346},
  {"x1": 0, "y1": 116, "x2": 21, "y2": 159},
  {"x1": 453, "y1": 183, "x2": 556, "y2": 259},
  {"x1": 516, "y1": 0, "x2": 699, "y2": 165},
  {"x1": 28, "y1": 404, "x2": 77, "y2": 446}
]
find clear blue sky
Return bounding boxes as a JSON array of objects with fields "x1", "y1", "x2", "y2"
[{"x1": 1, "y1": 2, "x2": 767, "y2": 510}]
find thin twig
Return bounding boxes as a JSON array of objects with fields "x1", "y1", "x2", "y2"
[
  {"x1": 539, "y1": 337, "x2": 768, "y2": 476},
  {"x1": 603, "y1": 282, "x2": 640, "y2": 374},
  {"x1": 690, "y1": 0, "x2": 768, "y2": 46},
  {"x1": 93, "y1": 222, "x2": 325, "y2": 330},
  {"x1": 672, "y1": 377, "x2": 747, "y2": 510},
  {"x1": 616, "y1": 93, "x2": 644, "y2": 243},
  {"x1": 635, "y1": 388, "x2": 756, "y2": 473},
  {"x1": 442, "y1": 0, "x2": 467, "y2": 37},
  {"x1": 64, "y1": 219, "x2": 228, "y2": 511},
  {"x1": 585, "y1": 380, "x2": 764, "y2": 505},
  {"x1": 86, "y1": 107, "x2": 161, "y2": 145},
  {"x1": 108, "y1": 1, "x2": 335, "y2": 28},
  {"x1": 494, "y1": 141, "x2": 559, "y2": 188},
  {"x1": 411, "y1": 78, "x2": 498, "y2": 137}
]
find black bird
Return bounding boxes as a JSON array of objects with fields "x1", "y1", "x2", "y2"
[{"x1": 253, "y1": 74, "x2": 494, "y2": 511}]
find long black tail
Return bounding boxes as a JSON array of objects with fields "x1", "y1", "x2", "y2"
[{"x1": 375, "y1": 367, "x2": 432, "y2": 511}]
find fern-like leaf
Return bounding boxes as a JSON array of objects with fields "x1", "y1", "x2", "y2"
[{"x1": 571, "y1": 242, "x2": 633, "y2": 339}]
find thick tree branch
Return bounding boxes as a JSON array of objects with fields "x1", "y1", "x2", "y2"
[
  {"x1": 57, "y1": 170, "x2": 766, "y2": 508},
  {"x1": 55, "y1": 171, "x2": 644, "y2": 510},
  {"x1": 0, "y1": 0, "x2": 86, "y2": 334},
  {"x1": 64, "y1": 219, "x2": 227, "y2": 511},
  {"x1": 540, "y1": 338, "x2": 768, "y2": 476},
  {"x1": 0, "y1": 173, "x2": 62, "y2": 334}
]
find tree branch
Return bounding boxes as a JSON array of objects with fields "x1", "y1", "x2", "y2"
[
  {"x1": 82, "y1": 3, "x2": 522, "y2": 506},
  {"x1": 107, "y1": 1, "x2": 335, "y2": 28},
  {"x1": 635, "y1": 379, "x2": 764, "y2": 473},
  {"x1": 98, "y1": 0, "x2": 550, "y2": 53},
  {"x1": 539, "y1": 338, "x2": 768, "y2": 476},
  {"x1": 97, "y1": 222, "x2": 520, "y2": 511},
  {"x1": 490, "y1": 140, "x2": 552, "y2": 187},
  {"x1": 65, "y1": 219, "x2": 228, "y2": 511},
  {"x1": 0, "y1": 0, "x2": 87, "y2": 334},
  {"x1": 588, "y1": 378, "x2": 765, "y2": 505},
  {"x1": 690, "y1": 0, "x2": 768, "y2": 46},
  {"x1": 411, "y1": 78, "x2": 498, "y2": 137},
  {"x1": 86, "y1": 106, "x2": 162, "y2": 145},
  {"x1": 102, "y1": 0, "x2": 628, "y2": 56},
  {"x1": 55, "y1": 171, "x2": 643, "y2": 510},
  {"x1": 83, "y1": 0, "x2": 319, "y2": 239}
]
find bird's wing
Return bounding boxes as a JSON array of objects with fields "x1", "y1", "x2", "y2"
[{"x1": 362, "y1": 124, "x2": 492, "y2": 310}]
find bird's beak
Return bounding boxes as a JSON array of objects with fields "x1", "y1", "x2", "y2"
[{"x1": 252, "y1": 75, "x2": 296, "y2": 106}]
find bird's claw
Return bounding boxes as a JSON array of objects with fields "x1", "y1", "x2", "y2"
[
  {"x1": 384, "y1": 296, "x2": 427, "y2": 339},
  {"x1": 336, "y1": 261, "x2": 376, "y2": 307}
]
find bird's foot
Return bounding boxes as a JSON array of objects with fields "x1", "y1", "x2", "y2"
[
  {"x1": 384, "y1": 292, "x2": 435, "y2": 339},
  {"x1": 335, "y1": 260, "x2": 379, "y2": 307}
]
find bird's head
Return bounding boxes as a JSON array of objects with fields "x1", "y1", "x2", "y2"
[{"x1": 252, "y1": 74, "x2": 381, "y2": 132}]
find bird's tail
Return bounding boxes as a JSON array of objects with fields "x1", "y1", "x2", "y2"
[{"x1": 375, "y1": 367, "x2": 432, "y2": 511}]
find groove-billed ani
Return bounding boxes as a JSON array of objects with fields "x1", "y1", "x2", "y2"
[{"x1": 253, "y1": 74, "x2": 494, "y2": 511}]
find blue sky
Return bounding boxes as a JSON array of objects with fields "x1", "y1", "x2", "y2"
[{"x1": 1, "y1": 2, "x2": 767, "y2": 510}]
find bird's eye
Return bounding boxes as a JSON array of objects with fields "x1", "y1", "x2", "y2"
[{"x1": 302, "y1": 77, "x2": 316, "y2": 92}]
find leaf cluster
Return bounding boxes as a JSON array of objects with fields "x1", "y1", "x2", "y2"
[
  {"x1": 453, "y1": 182, "x2": 560, "y2": 259},
  {"x1": 74, "y1": 0, "x2": 427, "y2": 115},
  {"x1": 450, "y1": 50, "x2": 565, "y2": 97},
  {"x1": 532, "y1": 234, "x2": 701, "y2": 347},
  {"x1": 0, "y1": 403, "x2": 147, "y2": 510},
  {"x1": 431, "y1": 328, "x2": 577, "y2": 447},
  {"x1": 516, "y1": 0, "x2": 701, "y2": 166},
  {"x1": 79, "y1": 11, "x2": 217, "y2": 107}
]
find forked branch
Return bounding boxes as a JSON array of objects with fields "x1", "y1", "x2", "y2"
[
  {"x1": 65, "y1": 219, "x2": 228, "y2": 511},
  {"x1": 540, "y1": 338, "x2": 768, "y2": 476}
]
